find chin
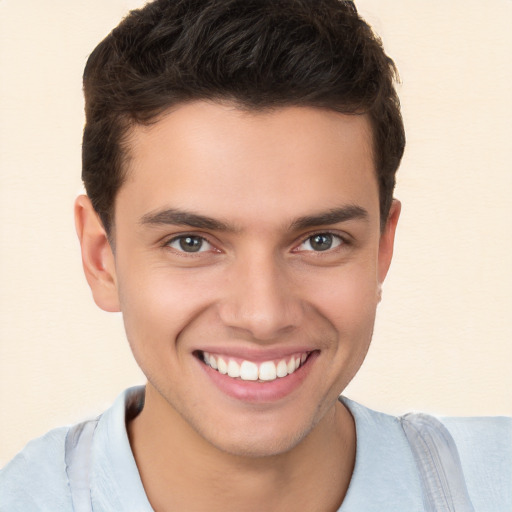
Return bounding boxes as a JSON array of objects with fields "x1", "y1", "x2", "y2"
[
  {"x1": 196, "y1": 407, "x2": 326, "y2": 459},
  {"x1": 209, "y1": 427, "x2": 308, "y2": 459}
]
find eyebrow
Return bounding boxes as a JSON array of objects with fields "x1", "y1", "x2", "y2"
[
  {"x1": 140, "y1": 208, "x2": 235, "y2": 231},
  {"x1": 289, "y1": 205, "x2": 369, "y2": 231},
  {"x1": 140, "y1": 204, "x2": 368, "y2": 232}
]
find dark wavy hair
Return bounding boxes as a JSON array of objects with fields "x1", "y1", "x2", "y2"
[{"x1": 82, "y1": 0, "x2": 405, "y2": 233}]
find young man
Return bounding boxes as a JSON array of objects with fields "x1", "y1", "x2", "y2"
[{"x1": 1, "y1": 0, "x2": 510, "y2": 510}]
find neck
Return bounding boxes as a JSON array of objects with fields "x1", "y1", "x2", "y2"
[{"x1": 128, "y1": 385, "x2": 356, "y2": 512}]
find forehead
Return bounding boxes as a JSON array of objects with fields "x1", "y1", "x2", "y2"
[{"x1": 117, "y1": 101, "x2": 378, "y2": 228}]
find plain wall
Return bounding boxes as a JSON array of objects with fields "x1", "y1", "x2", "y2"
[{"x1": 1, "y1": 0, "x2": 511, "y2": 466}]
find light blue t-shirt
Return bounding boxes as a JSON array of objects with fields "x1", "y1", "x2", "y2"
[{"x1": 1, "y1": 386, "x2": 510, "y2": 511}]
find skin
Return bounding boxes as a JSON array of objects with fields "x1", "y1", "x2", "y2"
[{"x1": 75, "y1": 101, "x2": 400, "y2": 511}]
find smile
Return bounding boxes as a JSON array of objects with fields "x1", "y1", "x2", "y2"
[{"x1": 199, "y1": 351, "x2": 310, "y2": 382}]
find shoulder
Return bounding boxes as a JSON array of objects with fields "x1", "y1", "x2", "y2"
[
  {"x1": 442, "y1": 415, "x2": 512, "y2": 509},
  {"x1": 0, "y1": 387, "x2": 147, "y2": 512},
  {"x1": 442, "y1": 414, "x2": 512, "y2": 456},
  {"x1": 340, "y1": 398, "x2": 512, "y2": 511},
  {"x1": 442, "y1": 414, "x2": 512, "y2": 451},
  {"x1": 0, "y1": 426, "x2": 73, "y2": 511}
]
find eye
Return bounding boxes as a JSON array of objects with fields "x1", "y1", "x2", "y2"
[
  {"x1": 166, "y1": 235, "x2": 213, "y2": 253},
  {"x1": 298, "y1": 233, "x2": 343, "y2": 252}
]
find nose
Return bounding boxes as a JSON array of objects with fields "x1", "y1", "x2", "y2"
[{"x1": 217, "y1": 251, "x2": 304, "y2": 341}]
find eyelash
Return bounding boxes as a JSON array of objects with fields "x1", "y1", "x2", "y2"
[{"x1": 163, "y1": 230, "x2": 350, "y2": 255}]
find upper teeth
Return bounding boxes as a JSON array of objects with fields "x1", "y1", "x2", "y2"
[{"x1": 202, "y1": 351, "x2": 309, "y2": 382}]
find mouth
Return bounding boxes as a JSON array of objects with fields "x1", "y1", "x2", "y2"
[
  {"x1": 195, "y1": 350, "x2": 313, "y2": 383},
  {"x1": 194, "y1": 349, "x2": 318, "y2": 403}
]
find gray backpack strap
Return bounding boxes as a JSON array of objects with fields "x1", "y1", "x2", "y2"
[
  {"x1": 65, "y1": 418, "x2": 99, "y2": 512},
  {"x1": 400, "y1": 413, "x2": 475, "y2": 512}
]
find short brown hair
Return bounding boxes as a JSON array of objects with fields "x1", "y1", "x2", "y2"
[{"x1": 82, "y1": 0, "x2": 405, "y2": 233}]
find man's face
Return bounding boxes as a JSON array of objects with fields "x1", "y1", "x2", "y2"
[{"x1": 100, "y1": 102, "x2": 398, "y2": 457}]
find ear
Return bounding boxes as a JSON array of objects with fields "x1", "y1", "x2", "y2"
[
  {"x1": 74, "y1": 195, "x2": 120, "y2": 312},
  {"x1": 377, "y1": 199, "x2": 401, "y2": 284}
]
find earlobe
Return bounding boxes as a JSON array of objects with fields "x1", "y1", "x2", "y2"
[
  {"x1": 377, "y1": 199, "x2": 401, "y2": 284},
  {"x1": 74, "y1": 195, "x2": 120, "y2": 312}
]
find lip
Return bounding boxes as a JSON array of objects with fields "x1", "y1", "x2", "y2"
[{"x1": 195, "y1": 349, "x2": 319, "y2": 403}]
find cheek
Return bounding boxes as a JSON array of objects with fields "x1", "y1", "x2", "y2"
[
  {"x1": 302, "y1": 262, "x2": 380, "y2": 328},
  {"x1": 316, "y1": 266, "x2": 379, "y2": 385},
  {"x1": 116, "y1": 266, "x2": 219, "y2": 353}
]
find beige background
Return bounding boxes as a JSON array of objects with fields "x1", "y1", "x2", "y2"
[{"x1": 1, "y1": 0, "x2": 511, "y2": 466}]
